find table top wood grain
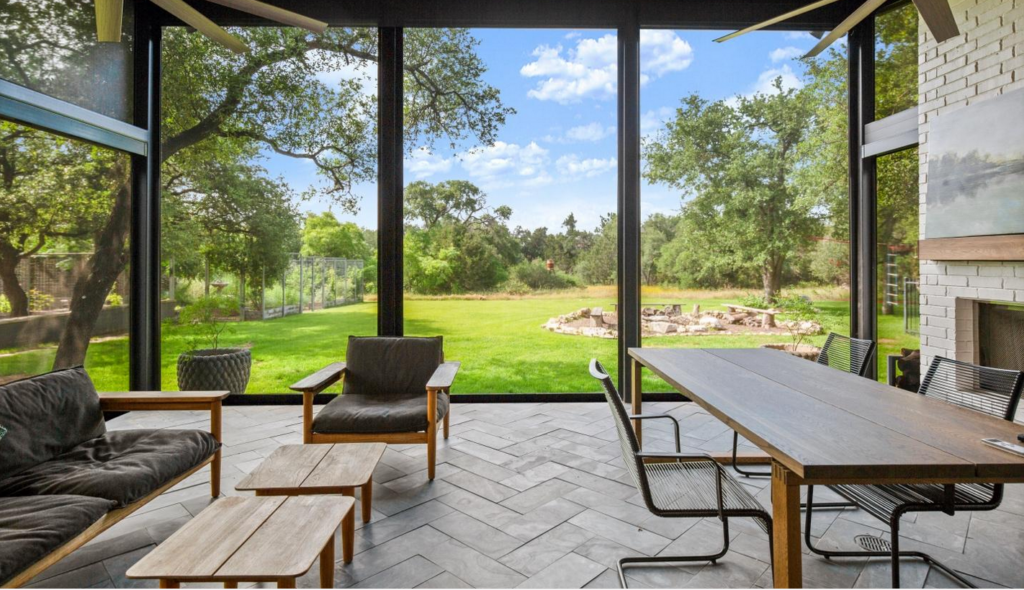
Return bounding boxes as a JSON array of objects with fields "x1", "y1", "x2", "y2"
[
  {"x1": 126, "y1": 495, "x2": 351, "y2": 581},
  {"x1": 235, "y1": 442, "x2": 386, "y2": 493},
  {"x1": 630, "y1": 347, "x2": 1024, "y2": 484}
]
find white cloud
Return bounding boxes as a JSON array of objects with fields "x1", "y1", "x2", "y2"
[
  {"x1": 639, "y1": 30, "x2": 694, "y2": 77},
  {"x1": 640, "y1": 106, "x2": 674, "y2": 135},
  {"x1": 785, "y1": 31, "x2": 815, "y2": 41},
  {"x1": 769, "y1": 46, "x2": 804, "y2": 63},
  {"x1": 315, "y1": 58, "x2": 377, "y2": 96},
  {"x1": 459, "y1": 141, "x2": 551, "y2": 188},
  {"x1": 520, "y1": 31, "x2": 693, "y2": 104},
  {"x1": 565, "y1": 122, "x2": 614, "y2": 142},
  {"x1": 752, "y1": 64, "x2": 804, "y2": 95},
  {"x1": 405, "y1": 147, "x2": 451, "y2": 179},
  {"x1": 556, "y1": 154, "x2": 617, "y2": 178}
]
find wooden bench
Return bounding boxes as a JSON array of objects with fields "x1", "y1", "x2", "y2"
[{"x1": 723, "y1": 304, "x2": 781, "y2": 327}]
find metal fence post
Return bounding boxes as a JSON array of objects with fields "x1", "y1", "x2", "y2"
[{"x1": 298, "y1": 256, "x2": 303, "y2": 313}]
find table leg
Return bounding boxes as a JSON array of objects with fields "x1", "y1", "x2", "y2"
[
  {"x1": 320, "y1": 533, "x2": 335, "y2": 588},
  {"x1": 362, "y1": 478, "x2": 373, "y2": 523},
  {"x1": 211, "y1": 400, "x2": 222, "y2": 498},
  {"x1": 159, "y1": 580, "x2": 179, "y2": 589},
  {"x1": 278, "y1": 578, "x2": 296, "y2": 588},
  {"x1": 341, "y1": 487, "x2": 355, "y2": 564},
  {"x1": 631, "y1": 357, "x2": 643, "y2": 448},
  {"x1": 771, "y1": 461, "x2": 803, "y2": 588},
  {"x1": 223, "y1": 583, "x2": 238, "y2": 588}
]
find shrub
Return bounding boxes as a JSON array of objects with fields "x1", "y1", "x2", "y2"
[
  {"x1": 0, "y1": 295, "x2": 9, "y2": 315},
  {"x1": 106, "y1": 292, "x2": 124, "y2": 307},
  {"x1": 178, "y1": 296, "x2": 240, "y2": 351},
  {"x1": 27, "y1": 290, "x2": 54, "y2": 312},
  {"x1": 509, "y1": 260, "x2": 580, "y2": 291},
  {"x1": 501, "y1": 278, "x2": 530, "y2": 296}
]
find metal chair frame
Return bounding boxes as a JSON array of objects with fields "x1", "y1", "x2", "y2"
[
  {"x1": 803, "y1": 356, "x2": 1024, "y2": 588},
  {"x1": 732, "y1": 332, "x2": 876, "y2": 483},
  {"x1": 590, "y1": 359, "x2": 774, "y2": 588}
]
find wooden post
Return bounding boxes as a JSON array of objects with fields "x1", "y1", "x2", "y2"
[
  {"x1": 631, "y1": 357, "x2": 643, "y2": 448},
  {"x1": 771, "y1": 461, "x2": 803, "y2": 588},
  {"x1": 319, "y1": 533, "x2": 335, "y2": 588},
  {"x1": 339, "y1": 489, "x2": 355, "y2": 564},
  {"x1": 210, "y1": 400, "x2": 222, "y2": 498},
  {"x1": 426, "y1": 389, "x2": 437, "y2": 480},
  {"x1": 362, "y1": 478, "x2": 373, "y2": 523},
  {"x1": 302, "y1": 392, "x2": 315, "y2": 444}
]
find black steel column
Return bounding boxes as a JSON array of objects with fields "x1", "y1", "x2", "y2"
[
  {"x1": 617, "y1": 16, "x2": 641, "y2": 400},
  {"x1": 849, "y1": 17, "x2": 877, "y2": 376},
  {"x1": 378, "y1": 27, "x2": 404, "y2": 336},
  {"x1": 130, "y1": 5, "x2": 161, "y2": 390}
]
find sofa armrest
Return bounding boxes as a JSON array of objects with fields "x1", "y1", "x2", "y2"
[
  {"x1": 427, "y1": 362, "x2": 461, "y2": 392},
  {"x1": 98, "y1": 391, "x2": 228, "y2": 411},
  {"x1": 290, "y1": 362, "x2": 347, "y2": 394}
]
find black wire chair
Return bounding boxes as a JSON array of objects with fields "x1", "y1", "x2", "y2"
[
  {"x1": 589, "y1": 359, "x2": 773, "y2": 588},
  {"x1": 804, "y1": 356, "x2": 1024, "y2": 588},
  {"x1": 732, "y1": 332, "x2": 876, "y2": 478}
]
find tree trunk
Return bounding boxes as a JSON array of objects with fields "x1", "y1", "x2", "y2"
[
  {"x1": 53, "y1": 163, "x2": 131, "y2": 369},
  {"x1": 762, "y1": 256, "x2": 785, "y2": 304},
  {"x1": 0, "y1": 244, "x2": 29, "y2": 317}
]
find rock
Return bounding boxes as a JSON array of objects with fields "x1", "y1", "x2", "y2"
[
  {"x1": 590, "y1": 307, "x2": 603, "y2": 317},
  {"x1": 649, "y1": 321, "x2": 677, "y2": 334},
  {"x1": 699, "y1": 316, "x2": 724, "y2": 329},
  {"x1": 692, "y1": 304, "x2": 700, "y2": 315},
  {"x1": 684, "y1": 325, "x2": 708, "y2": 333},
  {"x1": 602, "y1": 312, "x2": 618, "y2": 326},
  {"x1": 648, "y1": 315, "x2": 670, "y2": 322},
  {"x1": 587, "y1": 316, "x2": 604, "y2": 328}
]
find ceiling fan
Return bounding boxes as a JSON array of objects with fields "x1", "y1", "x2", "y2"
[
  {"x1": 713, "y1": 0, "x2": 960, "y2": 57},
  {"x1": 94, "y1": 0, "x2": 328, "y2": 53}
]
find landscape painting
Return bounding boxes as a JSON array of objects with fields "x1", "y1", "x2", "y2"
[{"x1": 926, "y1": 87, "x2": 1024, "y2": 239}]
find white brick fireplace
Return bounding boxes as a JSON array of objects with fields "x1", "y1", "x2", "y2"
[{"x1": 917, "y1": 0, "x2": 1024, "y2": 367}]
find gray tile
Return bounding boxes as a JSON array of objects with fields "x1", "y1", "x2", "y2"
[
  {"x1": 448, "y1": 453, "x2": 518, "y2": 483},
  {"x1": 502, "y1": 478, "x2": 579, "y2": 514},
  {"x1": 500, "y1": 523, "x2": 595, "y2": 576},
  {"x1": 31, "y1": 529, "x2": 154, "y2": 582},
  {"x1": 501, "y1": 461, "x2": 571, "y2": 491},
  {"x1": 26, "y1": 563, "x2": 112, "y2": 589},
  {"x1": 583, "y1": 569, "x2": 628, "y2": 589},
  {"x1": 516, "y1": 552, "x2": 606, "y2": 589},
  {"x1": 569, "y1": 510, "x2": 672, "y2": 556},
  {"x1": 502, "y1": 498, "x2": 588, "y2": 542},
  {"x1": 430, "y1": 510, "x2": 524, "y2": 559},
  {"x1": 355, "y1": 499, "x2": 455, "y2": 551},
  {"x1": 353, "y1": 556, "x2": 442, "y2": 588},
  {"x1": 443, "y1": 470, "x2": 520, "y2": 503},
  {"x1": 563, "y1": 487, "x2": 653, "y2": 527},
  {"x1": 416, "y1": 572, "x2": 473, "y2": 589},
  {"x1": 436, "y1": 488, "x2": 521, "y2": 527},
  {"x1": 557, "y1": 469, "x2": 637, "y2": 501},
  {"x1": 419, "y1": 528, "x2": 528, "y2": 588},
  {"x1": 684, "y1": 550, "x2": 770, "y2": 588}
]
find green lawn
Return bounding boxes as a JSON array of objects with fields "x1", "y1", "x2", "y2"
[{"x1": 1, "y1": 291, "x2": 919, "y2": 393}]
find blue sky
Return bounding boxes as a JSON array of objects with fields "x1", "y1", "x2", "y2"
[{"x1": 263, "y1": 28, "x2": 823, "y2": 232}]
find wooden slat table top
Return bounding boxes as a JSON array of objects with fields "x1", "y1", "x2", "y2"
[
  {"x1": 126, "y1": 495, "x2": 352, "y2": 581},
  {"x1": 629, "y1": 348, "x2": 1024, "y2": 483},
  {"x1": 235, "y1": 443, "x2": 386, "y2": 493},
  {"x1": 97, "y1": 391, "x2": 229, "y2": 402}
]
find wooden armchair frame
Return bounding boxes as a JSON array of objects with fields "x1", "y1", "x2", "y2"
[
  {"x1": 4, "y1": 391, "x2": 227, "y2": 588},
  {"x1": 290, "y1": 361, "x2": 460, "y2": 480}
]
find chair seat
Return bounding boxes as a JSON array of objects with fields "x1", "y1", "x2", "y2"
[
  {"x1": 0, "y1": 495, "x2": 116, "y2": 586},
  {"x1": 0, "y1": 430, "x2": 219, "y2": 507},
  {"x1": 644, "y1": 459, "x2": 769, "y2": 530},
  {"x1": 829, "y1": 482, "x2": 997, "y2": 523},
  {"x1": 313, "y1": 392, "x2": 450, "y2": 435}
]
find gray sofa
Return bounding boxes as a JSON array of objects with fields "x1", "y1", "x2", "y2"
[{"x1": 0, "y1": 367, "x2": 219, "y2": 587}]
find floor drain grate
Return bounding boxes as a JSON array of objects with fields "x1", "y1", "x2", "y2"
[{"x1": 854, "y1": 534, "x2": 892, "y2": 552}]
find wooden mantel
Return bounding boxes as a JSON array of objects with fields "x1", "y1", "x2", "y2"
[{"x1": 919, "y1": 234, "x2": 1024, "y2": 261}]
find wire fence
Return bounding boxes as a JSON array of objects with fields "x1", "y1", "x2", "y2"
[{"x1": 0, "y1": 253, "x2": 129, "y2": 316}]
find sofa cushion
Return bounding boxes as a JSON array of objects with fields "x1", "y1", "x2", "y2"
[
  {"x1": 313, "y1": 392, "x2": 450, "y2": 435},
  {"x1": 0, "y1": 495, "x2": 116, "y2": 586},
  {"x1": 0, "y1": 429, "x2": 219, "y2": 507},
  {"x1": 342, "y1": 336, "x2": 443, "y2": 397},
  {"x1": 0, "y1": 367, "x2": 105, "y2": 481}
]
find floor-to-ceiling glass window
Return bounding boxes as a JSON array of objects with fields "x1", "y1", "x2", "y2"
[
  {"x1": 875, "y1": 2, "x2": 920, "y2": 383},
  {"x1": 0, "y1": 0, "x2": 134, "y2": 390},
  {"x1": 402, "y1": 28, "x2": 618, "y2": 393},
  {"x1": 639, "y1": 29, "x2": 852, "y2": 398},
  {"x1": 159, "y1": 26, "x2": 378, "y2": 394}
]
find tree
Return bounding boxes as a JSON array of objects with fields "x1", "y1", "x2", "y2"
[
  {"x1": 406, "y1": 180, "x2": 489, "y2": 226},
  {"x1": 301, "y1": 212, "x2": 371, "y2": 260},
  {"x1": 640, "y1": 213, "x2": 677, "y2": 286},
  {"x1": 644, "y1": 79, "x2": 821, "y2": 300},
  {"x1": 577, "y1": 213, "x2": 616, "y2": 285}
]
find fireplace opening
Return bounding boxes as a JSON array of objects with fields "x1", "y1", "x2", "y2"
[{"x1": 978, "y1": 302, "x2": 1024, "y2": 373}]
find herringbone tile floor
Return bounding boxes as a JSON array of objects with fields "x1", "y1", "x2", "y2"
[{"x1": 26, "y1": 402, "x2": 1024, "y2": 589}]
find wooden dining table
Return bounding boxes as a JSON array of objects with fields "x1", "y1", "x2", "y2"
[{"x1": 628, "y1": 347, "x2": 1024, "y2": 589}]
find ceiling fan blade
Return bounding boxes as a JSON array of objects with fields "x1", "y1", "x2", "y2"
[
  {"x1": 713, "y1": 0, "x2": 841, "y2": 43},
  {"x1": 95, "y1": 0, "x2": 124, "y2": 42},
  {"x1": 151, "y1": 0, "x2": 249, "y2": 53},
  {"x1": 203, "y1": 0, "x2": 328, "y2": 34},
  {"x1": 911, "y1": 0, "x2": 960, "y2": 42},
  {"x1": 803, "y1": 0, "x2": 888, "y2": 58}
]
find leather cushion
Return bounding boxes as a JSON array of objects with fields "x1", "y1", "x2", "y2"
[
  {"x1": 313, "y1": 392, "x2": 450, "y2": 434},
  {"x1": 342, "y1": 336, "x2": 443, "y2": 397},
  {"x1": 0, "y1": 367, "x2": 105, "y2": 481},
  {"x1": 0, "y1": 495, "x2": 116, "y2": 586},
  {"x1": 0, "y1": 429, "x2": 219, "y2": 507}
]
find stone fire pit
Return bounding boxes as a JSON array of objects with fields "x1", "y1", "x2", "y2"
[{"x1": 542, "y1": 304, "x2": 822, "y2": 338}]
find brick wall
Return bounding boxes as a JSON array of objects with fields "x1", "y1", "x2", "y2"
[{"x1": 917, "y1": 0, "x2": 1024, "y2": 364}]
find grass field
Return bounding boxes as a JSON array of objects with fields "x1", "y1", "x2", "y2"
[{"x1": 1, "y1": 287, "x2": 919, "y2": 393}]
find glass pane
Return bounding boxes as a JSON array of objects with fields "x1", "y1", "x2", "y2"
[
  {"x1": 0, "y1": 120, "x2": 130, "y2": 389},
  {"x1": 876, "y1": 2, "x2": 918, "y2": 118},
  {"x1": 640, "y1": 29, "x2": 852, "y2": 393},
  {"x1": 0, "y1": 0, "x2": 134, "y2": 121},
  {"x1": 403, "y1": 28, "x2": 618, "y2": 393},
  {"x1": 160, "y1": 27, "x2": 378, "y2": 394}
]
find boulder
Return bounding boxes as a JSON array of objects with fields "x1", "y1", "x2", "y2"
[
  {"x1": 648, "y1": 321, "x2": 677, "y2": 334},
  {"x1": 699, "y1": 316, "x2": 724, "y2": 329}
]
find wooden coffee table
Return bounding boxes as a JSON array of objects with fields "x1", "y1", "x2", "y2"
[
  {"x1": 235, "y1": 442, "x2": 386, "y2": 563},
  {"x1": 127, "y1": 495, "x2": 350, "y2": 588}
]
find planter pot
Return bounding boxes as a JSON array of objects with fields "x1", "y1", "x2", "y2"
[
  {"x1": 760, "y1": 343, "x2": 821, "y2": 361},
  {"x1": 177, "y1": 348, "x2": 251, "y2": 395}
]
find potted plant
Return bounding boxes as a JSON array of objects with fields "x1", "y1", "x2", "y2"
[{"x1": 176, "y1": 296, "x2": 251, "y2": 395}]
